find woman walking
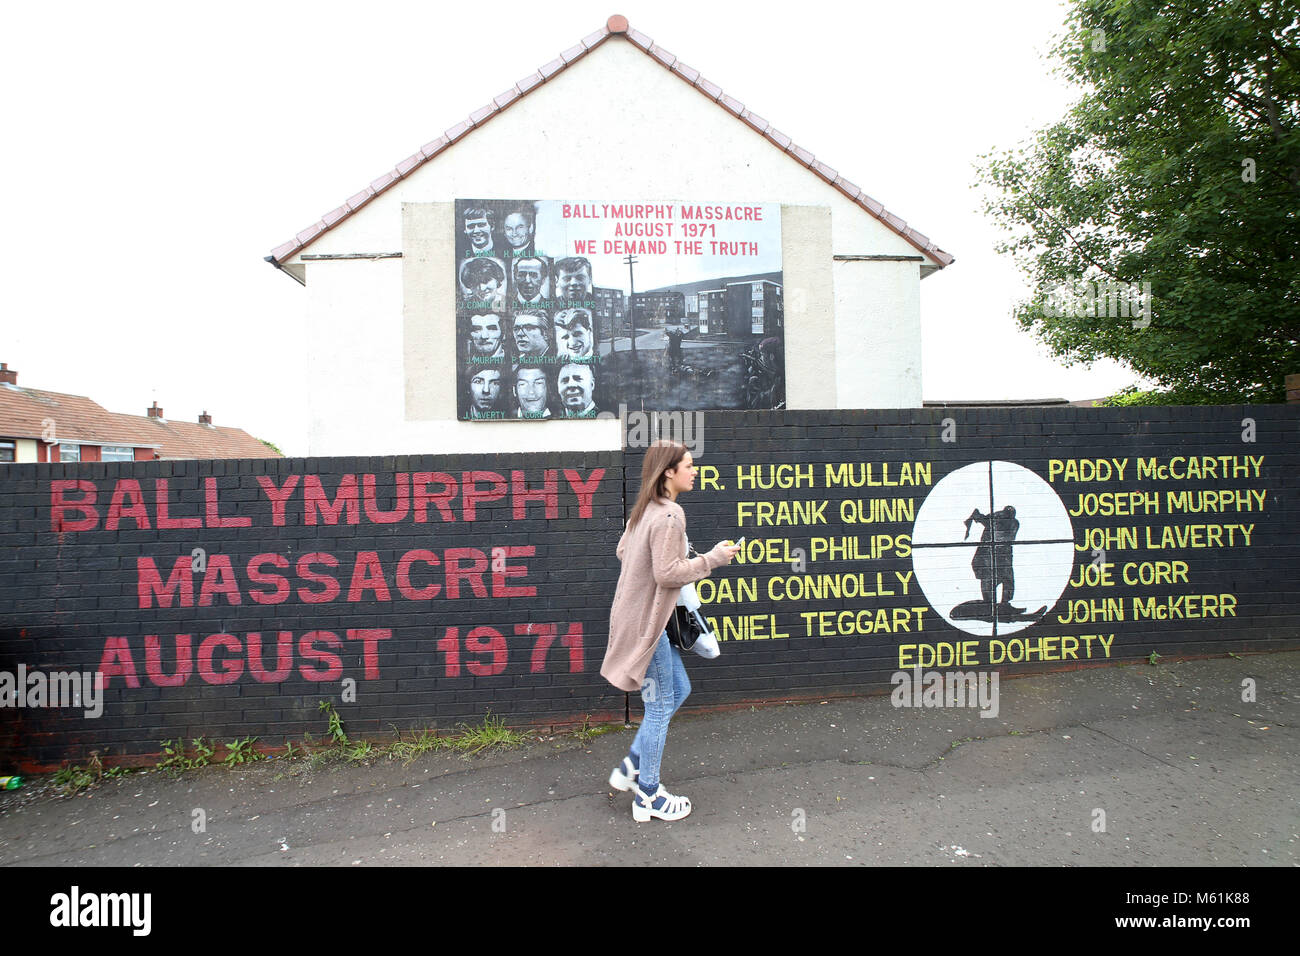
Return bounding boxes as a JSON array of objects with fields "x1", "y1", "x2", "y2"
[{"x1": 602, "y1": 440, "x2": 739, "y2": 822}]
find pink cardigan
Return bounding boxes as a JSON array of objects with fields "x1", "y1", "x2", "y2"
[{"x1": 601, "y1": 497, "x2": 728, "y2": 692}]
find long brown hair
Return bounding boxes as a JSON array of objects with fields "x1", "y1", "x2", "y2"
[{"x1": 626, "y1": 439, "x2": 688, "y2": 530}]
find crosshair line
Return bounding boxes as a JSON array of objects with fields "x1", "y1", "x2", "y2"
[{"x1": 912, "y1": 538, "x2": 1074, "y2": 548}]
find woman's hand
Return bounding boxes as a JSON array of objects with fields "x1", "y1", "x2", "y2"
[{"x1": 710, "y1": 540, "x2": 742, "y2": 565}]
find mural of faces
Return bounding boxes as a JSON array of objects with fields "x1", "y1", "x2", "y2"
[
  {"x1": 510, "y1": 311, "x2": 551, "y2": 359},
  {"x1": 514, "y1": 365, "x2": 551, "y2": 417},
  {"x1": 467, "y1": 366, "x2": 502, "y2": 417},
  {"x1": 452, "y1": 198, "x2": 786, "y2": 421},
  {"x1": 558, "y1": 362, "x2": 596, "y2": 416},
  {"x1": 512, "y1": 257, "x2": 549, "y2": 304},
  {"x1": 459, "y1": 258, "x2": 506, "y2": 309},
  {"x1": 503, "y1": 210, "x2": 535, "y2": 255},
  {"x1": 462, "y1": 207, "x2": 495, "y2": 255},
  {"x1": 553, "y1": 257, "x2": 593, "y2": 301},
  {"x1": 468, "y1": 313, "x2": 504, "y2": 358},
  {"x1": 554, "y1": 308, "x2": 594, "y2": 360}
]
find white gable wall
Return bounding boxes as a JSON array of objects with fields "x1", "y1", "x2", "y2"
[{"x1": 288, "y1": 38, "x2": 932, "y2": 456}]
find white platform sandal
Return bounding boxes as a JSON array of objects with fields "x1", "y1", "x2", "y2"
[{"x1": 633, "y1": 784, "x2": 692, "y2": 822}]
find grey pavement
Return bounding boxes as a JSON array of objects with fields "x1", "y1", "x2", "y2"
[{"x1": 1, "y1": 652, "x2": 1296, "y2": 866}]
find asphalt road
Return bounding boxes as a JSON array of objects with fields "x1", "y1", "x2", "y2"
[{"x1": 1, "y1": 652, "x2": 1296, "y2": 866}]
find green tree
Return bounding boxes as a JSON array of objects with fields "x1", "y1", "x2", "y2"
[{"x1": 978, "y1": 0, "x2": 1299, "y2": 403}]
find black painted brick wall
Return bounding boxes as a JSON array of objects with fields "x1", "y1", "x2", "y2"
[{"x1": 2, "y1": 406, "x2": 1299, "y2": 767}]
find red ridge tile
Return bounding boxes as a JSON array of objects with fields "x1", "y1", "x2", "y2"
[
  {"x1": 740, "y1": 109, "x2": 769, "y2": 133},
  {"x1": 396, "y1": 153, "x2": 423, "y2": 176},
  {"x1": 695, "y1": 76, "x2": 723, "y2": 100},
  {"x1": 766, "y1": 127, "x2": 792, "y2": 150},
  {"x1": 625, "y1": 27, "x2": 653, "y2": 50},
  {"x1": 834, "y1": 176, "x2": 862, "y2": 200},
  {"x1": 420, "y1": 136, "x2": 449, "y2": 159},
  {"x1": 321, "y1": 204, "x2": 350, "y2": 227},
  {"x1": 650, "y1": 45, "x2": 676, "y2": 67},
  {"x1": 296, "y1": 222, "x2": 325, "y2": 245},
  {"x1": 672, "y1": 61, "x2": 700, "y2": 84},
  {"x1": 812, "y1": 160, "x2": 838, "y2": 183},
  {"x1": 789, "y1": 145, "x2": 815, "y2": 166}
]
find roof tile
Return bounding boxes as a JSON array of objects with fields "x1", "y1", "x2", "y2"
[
  {"x1": 539, "y1": 57, "x2": 564, "y2": 78},
  {"x1": 321, "y1": 204, "x2": 351, "y2": 227},
  {"x1": 718, "y1": 93, "x2": 744, "y2": 116},
  {"x1": 625, "y1": 27, "x2": 653, "y2": 50},
  {"x1": 649, "y1": 45, "x2": 676, "y2": 67},
  {"x1": 444, "y1": 120, "x2": 472, "y2": 142},
  {"x1": 560, "y1": 43, "x2": 586, "y2": 64},
  {"x1": 271, "y1": 239, "x2": 300, "y2": 262},
  {"x1": 581, "y1": 29, "x2": 607, "y2": 49},
  {"x1": 861, "y1": 195, "x2": 884, "y2": 217},
  {"x1": 766, "y1": 127, "x2": 792, "y2": 150},
  {"x1": 296, "y1": 222, "x2": 325, "y2": 245},
  {"x1": 739, "y1": 109, "x2": 769, "y2": 134},
  {"x1": 833, "y1": 175, "x2": 862, "y2": 200},
  {"x1": 493, "y1": 87, "x2": 521, "y2": 110},
  {"x1": 420, "y1": 135, "x2": 449, "y2": 159},
  {"x1": 695, "y1": 76, "x2": 723, "y2": 100},
  {"x1": 468, "y1": 104, "x2": 495, "y2": 125},
  {"x1": 346, "y1": 189, "x2": 375, "y2": 211},
  {"x1": 789, "y1": 144, "x2": 815, "y2": 166},
  {"x1": 906, "y1": 226, "x2": 934, "y2": 250},
  {"x1": 395, "y1": 152, "x2": 423, "y2": 177},
  {"x1": 671, "y1": 61, "x2": 701, "y2": 84},
  {"x1": 811, "y1": 160, "x2": 838, "y2": 183},
  {"x1": 370, "y1": 171, "x2": 398, "y2": 193},
  {"x1": 516, "y1": 72, "x2": 543, "y2": 94}
]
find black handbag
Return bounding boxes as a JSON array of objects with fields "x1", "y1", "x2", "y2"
[{"x1": 665, "y1": 603, "x2": 705, "y2": 651}]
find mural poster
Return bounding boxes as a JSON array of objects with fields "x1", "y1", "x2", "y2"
[{"x1": 455, "y1": 199, "x2": 784, "y2": 421}]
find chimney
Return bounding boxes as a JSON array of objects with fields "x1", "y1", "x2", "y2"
[
  {"x1": 147, "y1": 401, "x2": 164, "y2": 419},
  {"x1": 199, "y1": 410, "x2": 213, "y2": 425},
  {"x1": 0, "y1": 363, "x2": 16, "y2": 386}
]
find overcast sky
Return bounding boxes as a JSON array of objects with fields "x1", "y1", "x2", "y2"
[{"x1": 2, "y1": 0, "x2": 1146, "y2": 455}]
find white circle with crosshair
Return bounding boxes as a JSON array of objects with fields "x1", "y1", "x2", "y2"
[{"x1": 911, "y1": 461, "x2": 1075, "y2": 637}]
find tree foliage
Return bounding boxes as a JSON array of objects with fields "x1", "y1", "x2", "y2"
[{"x1": 978, "y1": 0, "x2": 1300, "y2": 403}]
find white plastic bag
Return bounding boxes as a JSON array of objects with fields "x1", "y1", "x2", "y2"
[{"x1": 677, "y1": 583, "x2": 720, "y2": 659}]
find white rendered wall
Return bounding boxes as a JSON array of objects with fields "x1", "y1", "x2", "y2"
[
  {"x1": 290, "y1": 37, "x2": 932, "y2": 455},
  {"x1": 833, "y1": 259, "x2": 923, "y2": 408}
]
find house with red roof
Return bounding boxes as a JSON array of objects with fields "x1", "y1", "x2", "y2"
[
  {"x1": 0, "y1": 363, "x2": 279, "y2": 463},
  {"x1": 267, "y1": 15, "x2": 952, "y2": 455}
]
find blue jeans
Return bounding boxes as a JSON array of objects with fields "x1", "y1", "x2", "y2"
[{"x1": 629, "y1": 630, "x2": 691, "y2": 790}]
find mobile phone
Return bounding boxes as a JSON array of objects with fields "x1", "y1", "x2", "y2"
[{"x1": 734, "y1": 537, "x2": 746, "y2": 548}]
